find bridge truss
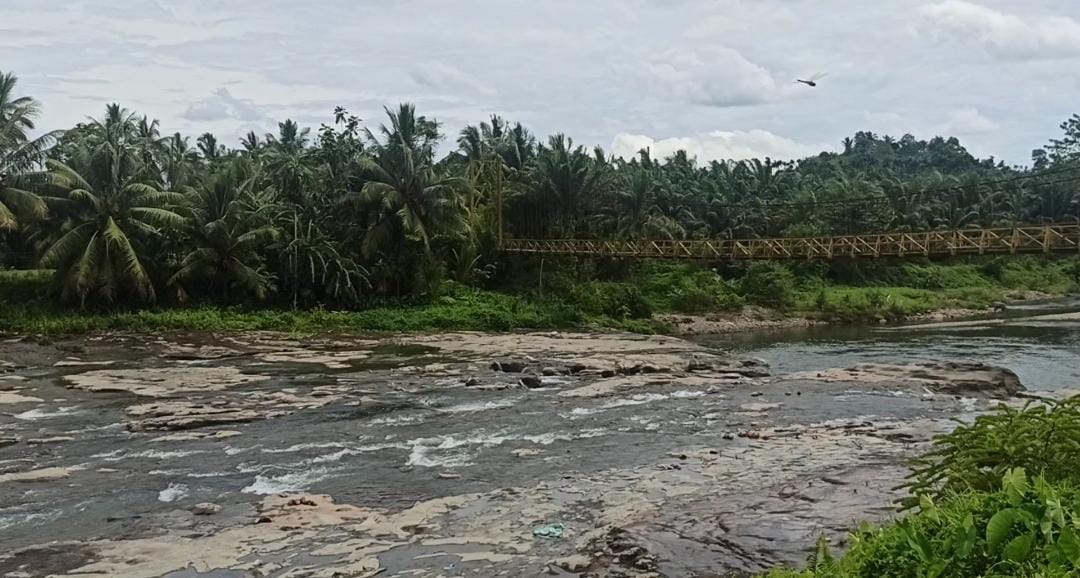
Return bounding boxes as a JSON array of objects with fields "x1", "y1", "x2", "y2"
[{"x1": 500, "y1": 225, "x2": 1080, "y2": 260}]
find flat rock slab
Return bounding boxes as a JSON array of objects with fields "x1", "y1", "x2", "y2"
[
  {"x1": 0, "y1": 466, "x2": 84, "y2": 484},
  {"x1": 788, "y1": 361, "x2": 1024, "y2": 398},
  {"x1": 64, "y1": 366, "x2": 270, "y2": 397}
]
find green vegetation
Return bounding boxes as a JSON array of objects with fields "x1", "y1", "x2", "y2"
[
  {"x1": 2, "y1": 69, "x2": 1080, "y2": 333},
  {"x1": 4, "y1": 256, "x2": 1076, "y2": 335},
  {"x1": 764, "y1": 399, "x2": 1080, "y2": 578}
]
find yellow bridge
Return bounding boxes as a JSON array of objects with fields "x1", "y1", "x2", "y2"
[{"x1": 500, "y1": 224, "x2": 1080, "y2": 260}]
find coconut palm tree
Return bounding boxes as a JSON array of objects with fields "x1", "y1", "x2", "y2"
[
  {"x1": 38, "y1": 105, "x2": 186, "y2": 304},
  {"x1": 602, "y1": 167, "x2": 683, "y2": 239},
  {"x1": 0, "y1": 71, "x2": 40, "y2": 144},
  {"x1": 264, "y1": 120, "x2": 313, "y2": 204},
  {"x1": 0, "y1": 71, "x2": 52, "y2": 230},
  {"x1": 162, "y1": 133, "x2": 200, "y2": 190},
  {"x1": 528, "y1": 134, "x2": 609, "y2": 237},
  {"x1": 356, "y1": 104, "x2": 464, "y2": 258},
  {"x1": 169, "y1": 159, "x2": 278, "y2": 300},
  {"x1": 197, "y1": 132, "x2": 226, "y2": 165}
]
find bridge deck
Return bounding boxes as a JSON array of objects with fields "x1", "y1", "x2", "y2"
[{"x1": 500, "y1": 225, "x2": 1080, "y2": 260}]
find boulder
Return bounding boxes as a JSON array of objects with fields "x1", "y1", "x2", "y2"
[
  {"x1": 519, "y1": 375, "x2": 544, "y2": 389},
  {"x1": 906, "y1": 362, "x2": 1024, "y2": 398},
  {"x1": 552, "y1": 554, "x2": 591, "y2": 573},
  {"x1": 192, "y1": 503, "x2": 222, "y2": 516},
  {"x1": 490, "y1": 360, "x2": 528, "y2": 373}
]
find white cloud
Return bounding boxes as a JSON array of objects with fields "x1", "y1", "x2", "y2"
[
  {"x1": 919, "y1": 1, "x2": 1080, "y2": 58},
  {"x1": 943, "y1": 107, "x2": 1000, "y2": 134},
  {"x1": 181, "y1": 88, "x2": 265, "y2": 122},
  {"x1": 645, "y1": 46, "x2": 789, "y2": 107},
  {"x1": 410, "y1": 60, "x2": 495, "y2": 97},
  {"x1": 612, "y1": 130, "x2": 833, "y2": 162},
  {"x1": 6, "y1": 0, "x2": 1075, "y2": 165}
]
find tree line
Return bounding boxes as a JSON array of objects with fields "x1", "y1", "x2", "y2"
[{"x1": 2, "y1": 69, "x2": 1080, "y2": 306}]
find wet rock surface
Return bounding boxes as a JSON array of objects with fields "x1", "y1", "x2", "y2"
[
  {"x1": 788, "y1": 361, "x2": 1025, "y2": 398},
  {"x1": 0, "y1": 326, "x2": 1061, "y2": 577}
]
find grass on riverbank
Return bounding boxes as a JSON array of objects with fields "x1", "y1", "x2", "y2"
[
  {"x1": 2, "y1": 256, "x2": 1077, "y2": 336},
  {"x1": 636, "y1": 256, "x2": 1080, "y2": 322}
]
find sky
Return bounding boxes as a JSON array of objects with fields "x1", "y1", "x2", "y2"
[{"x1": 4, "y1": 0, "x2": 1080, "y2": 165}]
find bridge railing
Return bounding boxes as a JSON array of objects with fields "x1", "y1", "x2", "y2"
[{"x1": 500, "y1": 225, "x2": 1080, "y2": 260}]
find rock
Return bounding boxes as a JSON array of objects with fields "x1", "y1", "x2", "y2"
[
  {"x1": 992, "y1": 301, "x2": 1008, "y2": 312},
  {"x1": 127, "y1": 404, "x2": 265, "y2": 431},
  {"x1": 26, "y1": 436, "x2": 76, "y2": 445},
  {"x1": 463, "y1": 377, "x2": 480, "y2": 387},
  {"x1": 740, "y1": 402, "x2": 780, "y2": 412},
  {"x1": 541, "y1": 367, "x2": 560, "y2": 376},
  {"x1": 552, "y1": 554, "x2": 591, "y2": 573},
  {"x1": 519, "y1": 375, "x2": 543, "y2": 389},
  {"x1": 491, "y1": 360, "x2": 528, "y2": 373},
  {"x1": 0, "y1": 466, "x2": 84, "y2": 483},
  {"x1": 792, "y1": 362, "x2": 1025, "y2": 399},
  {"x1": 0, "y1": 435, "x2": 19, "y2": 448},
  {"x1": 512, "y1": 448, "x2": 544, "y2": 458},
  {"x1": 192, "y1": 503, "x2": 222, "y2": 516},
  {"x1": 688, "y1": 357, "x2": 770, "y2": 377}
]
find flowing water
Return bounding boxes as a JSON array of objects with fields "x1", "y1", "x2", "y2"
[
  {"x1": 2, "y1": 302, "x2": 1079, "y2": 577},
  {"x1": 709, "y1": 298, "x2": 1080, "y2": 390}
]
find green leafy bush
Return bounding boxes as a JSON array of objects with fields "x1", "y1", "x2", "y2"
[
  {"x1": 981, "y1": 257, "x2": 1073, "y2": 293},
  {"x1": 890, "y1": 263, "x2": 991, "y2": 290},
  {"x1": 768, "y1": 470, "x2": 1080, "y2": 578},
  {"x1": 903, "y1": 398, "x2": 1080, "y2": 506},
  {"x1": 739, "y1": 262, "x2": 798, "y2": 308},
  {"x1": 570, "y1": 282, "x2": 652, "y2": 319},
  {"x1": 638, "y1": 263, "x2": 743, "y2": 314},
  {"x1": 763, "y1": 398, "x2": 1080, "y2": 578}
]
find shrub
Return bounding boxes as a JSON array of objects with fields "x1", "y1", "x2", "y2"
[
  {"x1": 739, "y1": 262, "x2": 797, "y2": 309},
  {"x1": 570, "y1": 282, "x2": 652, "y2": 319},
  {"x1": 768, "y1": 470, "x2": 1080, "y2": 578},
  {"x1": 903, "y1": 398, "x2": 1080, "y2": 506},
  {"x1": 762, "y1": 398, "x2": 1080, "y2": 578},
  {"x1": 638, "y1": 263, "x2": 743, "y2": 314},
  {"x1": 982, "y1": 257, "x2": 1072, "y2": 293},
  {"x1": 891, "y1": 263, "x2": 991, "y2": 290}
]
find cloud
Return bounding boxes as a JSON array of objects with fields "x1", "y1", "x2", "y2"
[
  {"x1": 645, "y1": 46, "x2": 788, "y2": 108},
  {"x1": 181, "y1": 88, "x2": 265, "y2": 122},
  {"x1": 943, "y1": 107, "x2": 1000, "y2": 134},
  {"x1": 612, "y1": 130, "x2": 833, "y2": 162},
  {"x1": 919, "y1": 1, "x2": 1080, "y2": 58},
  {"x1": 409, "y1": 60, "x2": 495, "y2": 97}
]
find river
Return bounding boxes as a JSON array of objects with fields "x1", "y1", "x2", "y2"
[{"x1": 1, "y1": 302, "x2": 1078, "y2": 577}]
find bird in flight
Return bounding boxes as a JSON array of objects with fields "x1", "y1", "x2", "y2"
[{"x1": 796, "y1": 72, "x2": 828, "y2": 87}]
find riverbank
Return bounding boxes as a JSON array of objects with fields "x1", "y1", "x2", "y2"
[{"x1": 2, "y1": 257, "x2": 1077, "y2": 336}]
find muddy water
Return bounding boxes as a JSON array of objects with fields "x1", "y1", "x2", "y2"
[{"x1": 1, "y1": 305, "x2": 1079, "y2": 578}]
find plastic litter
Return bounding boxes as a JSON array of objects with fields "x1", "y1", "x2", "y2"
[{"x1": 533, "y1": 522, "x2": 565, "y2": 539}]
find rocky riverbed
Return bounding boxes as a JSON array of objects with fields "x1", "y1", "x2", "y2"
[{"x1": 0, "y1": 327, "x2": 1060, "y2": 577}]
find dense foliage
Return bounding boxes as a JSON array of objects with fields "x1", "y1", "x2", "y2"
[
  {"x1": 767, "y1": 399, "x2": 1080, "y2": 578},
  {"x1": 3, "y1": 69, "x2": 1080, "y2": 308}
]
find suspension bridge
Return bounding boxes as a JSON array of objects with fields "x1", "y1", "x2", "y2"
[
  {"x1": 498, "y1": 224, "x2": 1080, "y2": 261},
  {"x1": 478, "y1": 160, "x2": 1080, "y2": 261}
]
